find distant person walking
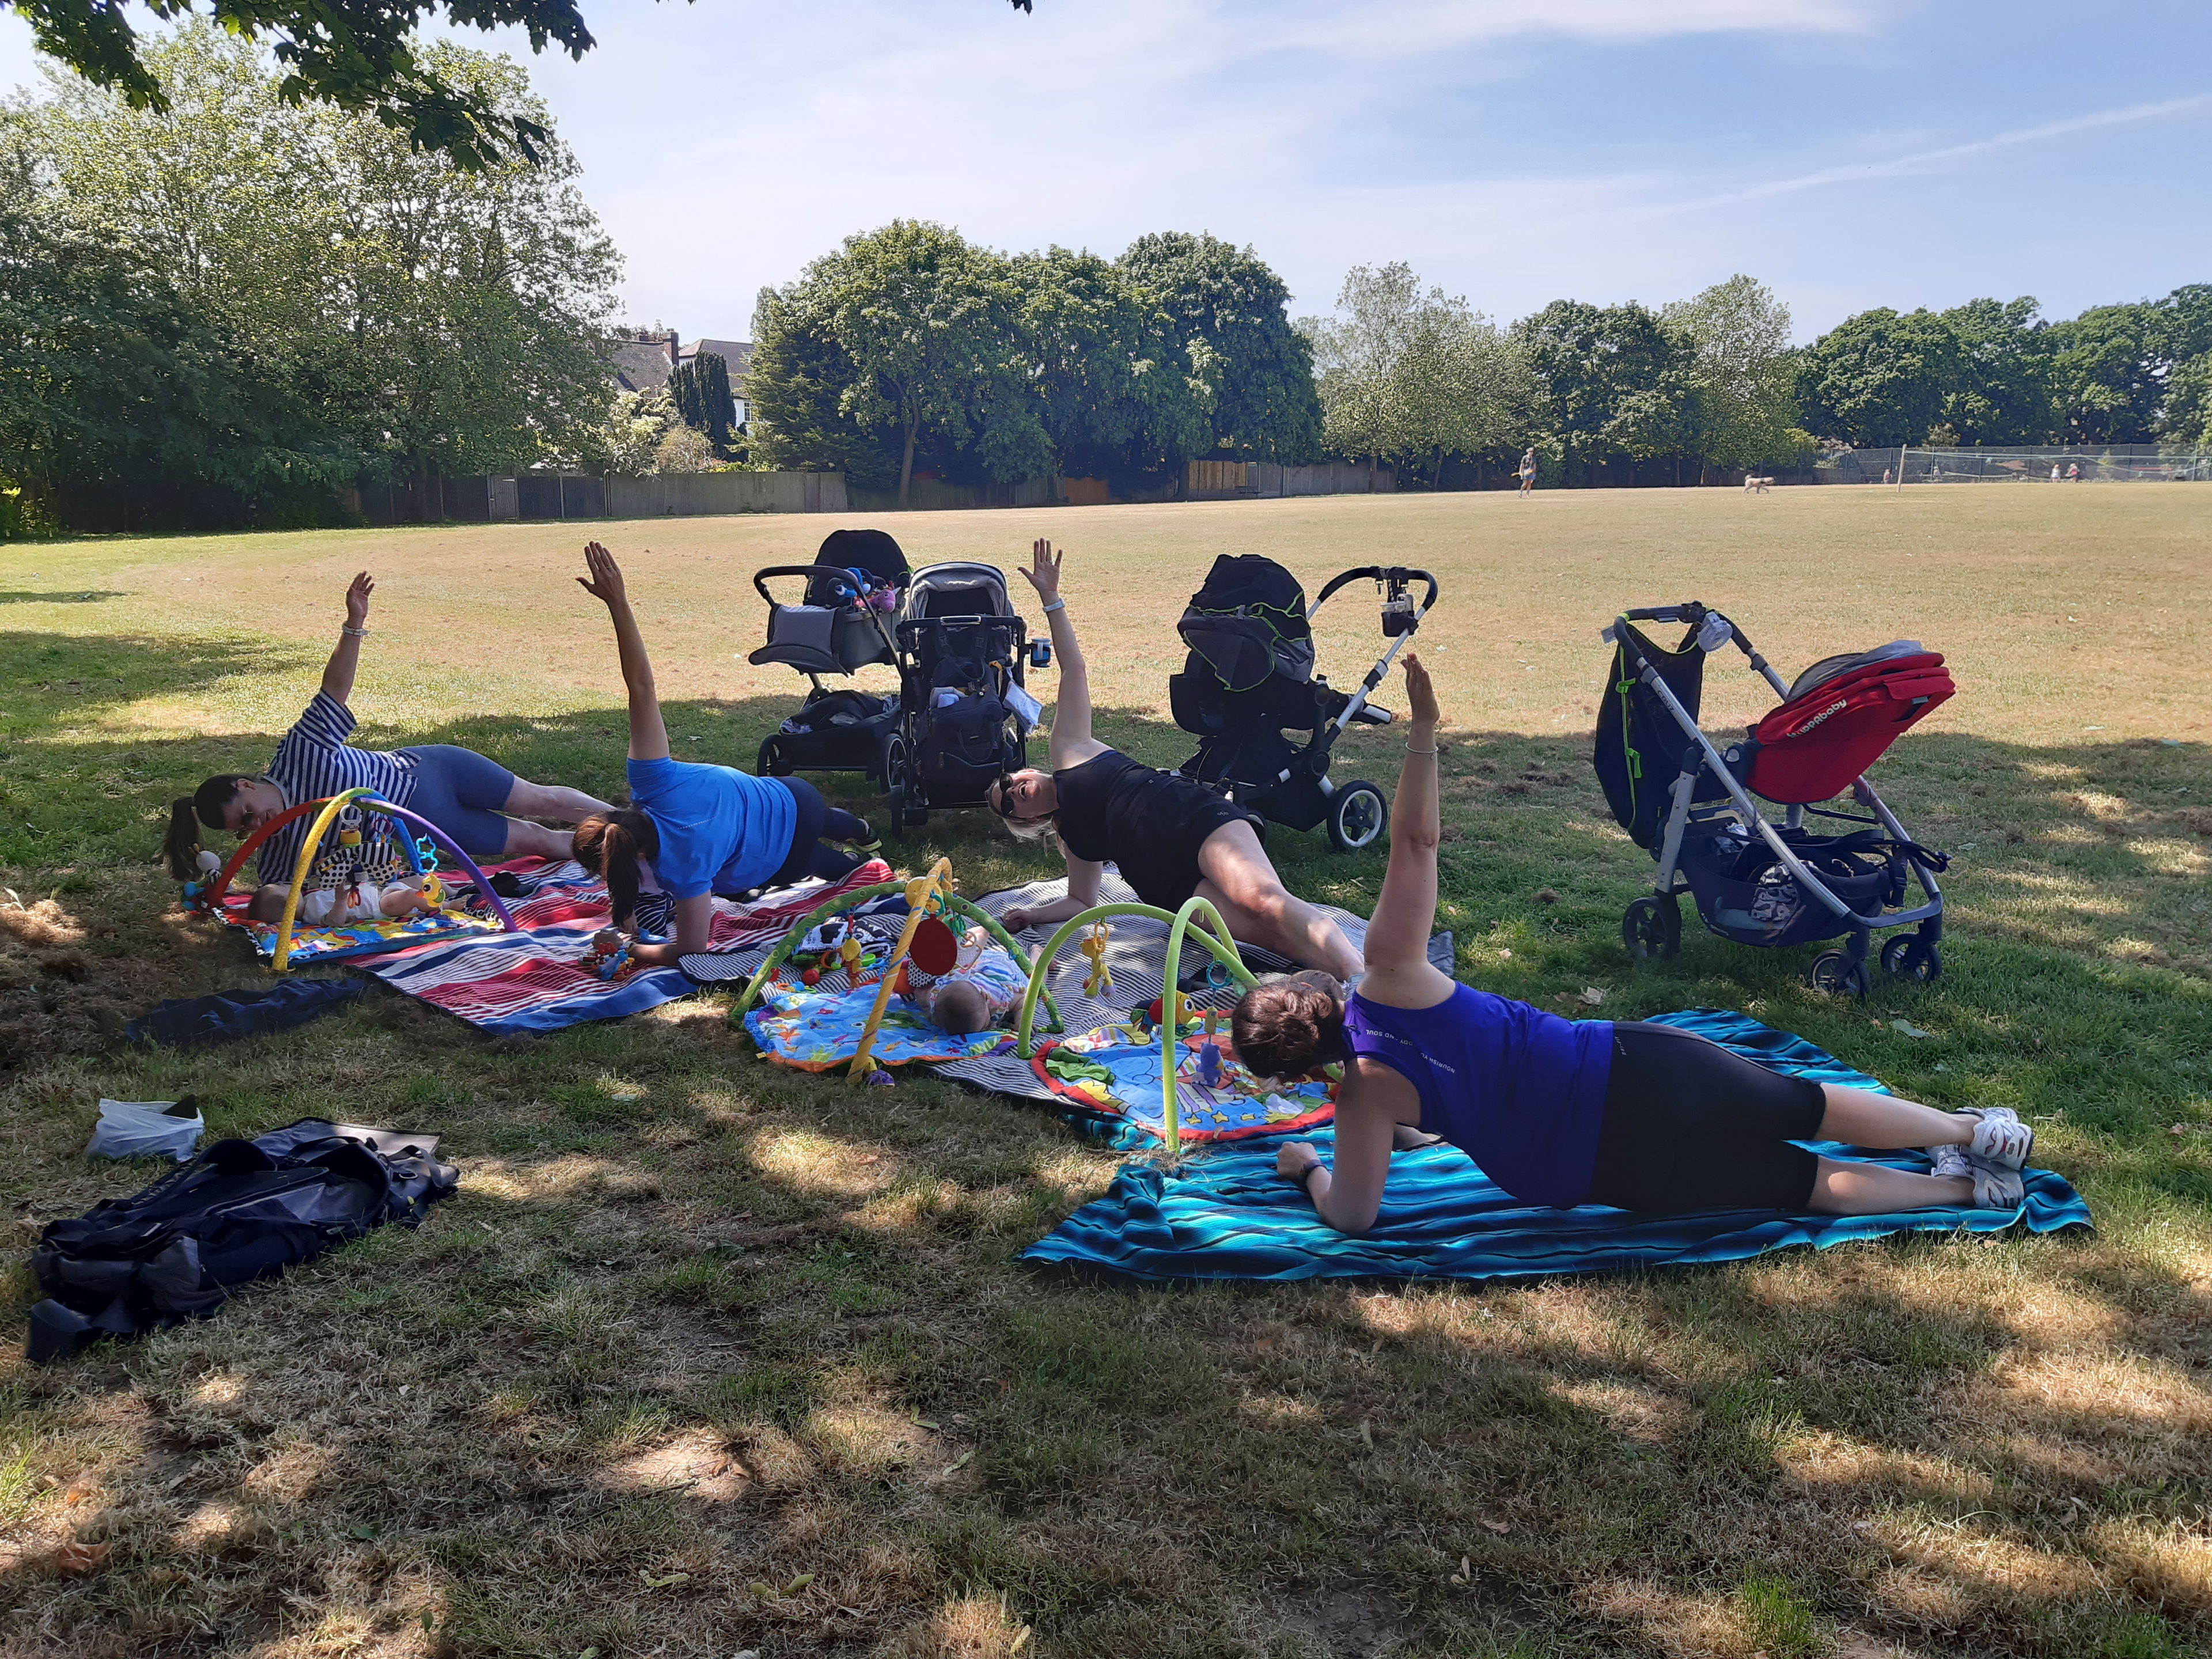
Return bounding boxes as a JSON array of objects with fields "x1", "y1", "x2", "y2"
[
  {"x1": 2066, "y1": 462, "x2": 2081, "y2": 482},
  {"x1": 1517, "y1": 448, "x2": 1537, "y2": 495},
  {"x1": 2051, "y1": 464, "x2": 2062, "y2": 482}
]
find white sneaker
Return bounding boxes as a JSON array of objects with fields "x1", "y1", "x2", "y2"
[
  {"x1": 1927, "y1": 1141, "x2": 1970, "y2": 1180},
  {"x1": 1969, "y1": 1164, "x2": 2025, "y2": 1211},
  {"x1": 1964, "y1": 1107, "x2": 2034, "y2": 1172}
]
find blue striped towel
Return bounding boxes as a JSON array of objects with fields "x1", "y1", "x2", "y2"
[{"x1": 1017, "y1": 1008, "x2": 2090, "y2": 1284}]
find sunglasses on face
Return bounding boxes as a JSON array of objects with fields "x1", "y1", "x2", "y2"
[{"x1": 990, "y1": 774, "x2": 1022, "y2": 817}]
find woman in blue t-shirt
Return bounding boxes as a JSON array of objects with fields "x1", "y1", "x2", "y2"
[
  {"x1": 572, "y1": 543, "x2": 876, "y2": 967},
  {"x1": 1232, "y1": 656, "x2": 2038, "y2": 1229}
]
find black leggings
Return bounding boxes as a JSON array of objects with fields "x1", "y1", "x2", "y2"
[
  {"x1": 1585, "y1": 1022, "x2": 1828, "y2": 1214},
  {"x1": 764, "y1": 777, "x2": 869, "y2": 889}
]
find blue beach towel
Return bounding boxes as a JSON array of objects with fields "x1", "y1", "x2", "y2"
[{"x1": 1018, "y1": 1009, "x2": 2091, "y2": 1285}]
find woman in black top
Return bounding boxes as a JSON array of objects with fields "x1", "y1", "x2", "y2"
[{"x1": 988, "y1": 541, "x2": 1363, "y2": 980}]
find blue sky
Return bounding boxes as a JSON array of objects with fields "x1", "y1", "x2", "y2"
[{"x1": 4, "y1": 0, "x2": 2207, "y2": 341}]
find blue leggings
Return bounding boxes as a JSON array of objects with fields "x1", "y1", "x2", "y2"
[{"x1": 397, "y1": 745, "x2": 518, "y2": 858}]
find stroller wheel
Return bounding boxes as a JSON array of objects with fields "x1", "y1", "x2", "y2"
[
  {"x1": 1881, "y1": 935, "x2": 1942, "y2": 982},
  {"x1": 880, "y1": 734, "x2": 910, "y2": 833},
  {"x1": 1327, "y1": 780, "x2": 1388, "y2": 852},
  {"x1": 1621, "y1": 895, "x2": 1681, "y2": 961},
  {"x1": 757, "y1": 737, "x2": 791, "y2": 778},
  {"x1": 1809, "y1": 950, "x2": 1871, "y2": 999}
]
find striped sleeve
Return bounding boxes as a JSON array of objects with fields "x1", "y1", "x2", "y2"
[{"x1": 253, "y1": 694, "x2": 416, "y2": 884}]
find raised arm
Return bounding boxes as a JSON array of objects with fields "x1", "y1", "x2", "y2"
[
  {"x1": 1017, "y1": 539, "x2": 1102, "y2": 767},
  {"x1": 577, "y1": 541, "x2": 670, "y2": 762},
  {"x1": 319, "y1": 573, "x2": 374, "y2": 704},
  {"x1": 1357, "y1": 654, "x2": 1454, "y2": 1006}
]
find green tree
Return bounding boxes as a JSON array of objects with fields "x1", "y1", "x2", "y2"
[
  {"x1": 1933, "y1": 297, "x2": 2052, "y2": 445},
  {"x1": 2160, "y1": 353, "x2": 2212, "y2": 446},
  {"x1": 1795, "y1": 308, "x2": 1961, "y2": 448},
  {"x1": 7, "y1": 22, "x2": 621, "y2": 507},
  {"x1": 1116, "y1": 232, "x2": 1323, "y2": 464},
  {"x1": 1513, "y1": 299, "x2": 1699, "y2": 480},
  {"x1": 745, "y1": 281, "x2": 902, "y2": 489},
  {"x1": 0, "y1": 184, "x2": 359, "y2": 529},
  {"x1": 2046, "y1": 301, "x2": 2165, "y2": 444},
  {"x1": 1661, "y1": 274, "x2": 1800, "y2": 473},
  {"x1": 749, "y1": 221, "x2": 1044, "y2": 506},
  {"x1": 671, "y1": 350, "x2": 735, "y2": 453},
  {"x1": 1300, "y1": 262, "x2": 1531, "y2": 484},
  {"x1": 1013, "y1": 246, "x2": 1213, "y2": 486}
]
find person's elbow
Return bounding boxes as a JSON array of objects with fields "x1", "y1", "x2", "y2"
[{"x1": 1392, "y1": 821, "x2": 1442, "y2": 854}]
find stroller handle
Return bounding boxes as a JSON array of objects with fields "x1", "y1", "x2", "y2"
[
  {"x1": 1312, "y1": 566, "x2": 1439, "y2": 618},
  {"x1": 753, "y1": 563, "x2": 863, "y2": 607}
]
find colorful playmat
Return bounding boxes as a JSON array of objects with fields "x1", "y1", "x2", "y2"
[
  {"x1": 361, "y1": 859, "x2": 892, "y2": 1035},
  {"x1": 744, "y1": 976, "x2": 1014, "y2": 1070},
  {"x1": 1018, "y1": 1008, "x2": 2093, "y2": 1284},
  {"x1": 1031, "y1": 1025, "x2": 1336, "y2": 1143},
  {"x1": 213, "y1": 886, "x2": 503, "y2": 965}
]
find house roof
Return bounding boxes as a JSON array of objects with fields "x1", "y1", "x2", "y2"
[
  {"x1": 607, "y1": 333, "x2": 676, "y2": 393},
  {"x1": 680, "y1": 338, "x2": 755, "y2": 385}
]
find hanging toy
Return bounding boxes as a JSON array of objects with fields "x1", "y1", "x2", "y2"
[
  {"x1": 419, "y1": 870, "x2": 446, "y2": 909},
  {"x1": 1078, "y1": 921, "x2": 1113, "y2": 999},
  {"x1": 1196, "y1": 1041, "x2": 1224, "y2": 1088},
  {"x1": 840, "y1": 932, "x2": 869, "y2": 987}
]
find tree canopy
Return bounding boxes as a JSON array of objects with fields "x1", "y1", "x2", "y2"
[
  {"x1": 3, "y1": 21, "x2": 618, "y2": 524},
  {"x1": 747, "y1": 224, "x2": 1321, "y2": 501}
]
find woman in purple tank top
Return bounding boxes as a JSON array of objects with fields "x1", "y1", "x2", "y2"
[{"x1": 1230, "y1": 657, "x2": 2038, "y2": 1230}]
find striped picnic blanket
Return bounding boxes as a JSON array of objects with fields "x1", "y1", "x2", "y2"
[
  {"x1": 360, "y1": 858, "x2": 890, "y2": 1035},
  {"x1": 1018, "y1": 1007, "x2": 2093, "y2": 1283}
]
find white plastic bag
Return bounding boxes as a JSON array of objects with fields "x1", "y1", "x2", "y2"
[{"x1": 86, "y1": 1098, "x2": 203, "y2": 1163}]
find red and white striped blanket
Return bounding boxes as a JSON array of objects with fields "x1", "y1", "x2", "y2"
[{"x1": 359, "y1": 858, "x2": 890, "y2": 1035}]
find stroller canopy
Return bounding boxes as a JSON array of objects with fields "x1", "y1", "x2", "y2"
[
  {"x1": 1179, "y1": 555, "x2": 1315, "y2": 693},
  {"x1": 816, "y1": 528, "x2": 909, "y2": 588}
]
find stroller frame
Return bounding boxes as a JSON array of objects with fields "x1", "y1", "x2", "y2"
[
  {"x1": 1177, "y1": 565, "x2": 1439, "y2": 852},
  {"x1": 1607, "y1": 601, "x2": 1945, "y2": 998}
]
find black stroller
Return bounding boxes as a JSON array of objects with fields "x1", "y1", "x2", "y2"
[
  {"x1": 1169, "y1": 555, "x2": 1437, "y2": 851},
  {"x1": 747, "y1": 531, "x2": 1039, "y2": 834},
  {"x1": 888, "y1": 560, "x2": 1039, "y2": 832}
]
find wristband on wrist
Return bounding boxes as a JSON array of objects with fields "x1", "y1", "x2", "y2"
[
  {"x1": 1041, "y1": 597, "x2": 1065, "y2": 614},
  {"x1": 1296, "y1": 1160, "x2": 1323, "y2": 1192},
  {"x1": 342, "y1": 625, "x2": 370, "y2": 638}
]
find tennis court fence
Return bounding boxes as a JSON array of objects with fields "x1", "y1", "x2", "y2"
[{"x1": 1820, "y1": 445, "x2": 2211, "y2": 484}]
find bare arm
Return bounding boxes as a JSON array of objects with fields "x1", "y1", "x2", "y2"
[
  {"x1": 319, "y1": 572, "x2": 374, "y2": 704},
  {"x1": 1018, "y1": 539, "x2": 1104, "y2": 767},
  {"x1": 1002, "y1": 853, "x2": 1104, "y2": 932},
  {"x1": 1358, "y1": 653, "x2": 1455, "y2": 1009},
  {"x1": 577, "y1": 541, "x2": 671, "y2": 763},
  {"x1": 626, "y1": 894, "x2": 713, "y2": 965},
  {"x1": 1273, "y1": 1064, "x2": 1410, "y2": 1234}
]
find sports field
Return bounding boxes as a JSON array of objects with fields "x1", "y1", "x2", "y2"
[{"x1": 1, "y1": 484, "x2": 2207, "y2": 1658}]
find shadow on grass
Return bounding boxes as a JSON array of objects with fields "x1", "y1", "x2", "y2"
[{"x1": 0, "y1": 590, "x2": 128, "y2": 605}]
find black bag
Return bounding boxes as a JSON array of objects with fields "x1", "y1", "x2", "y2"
[
  {"x1": 26, "y1": 1119, "x2": 456, "y2": 1363},
  {"x1": 923, "y1": 691, "x2": 1011, "y2": 783}
]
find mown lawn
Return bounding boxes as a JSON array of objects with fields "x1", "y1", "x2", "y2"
[{"x1": 0, "y1": 484, "x2": 2206, "y2": 1659}]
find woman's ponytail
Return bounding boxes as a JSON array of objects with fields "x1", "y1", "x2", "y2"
[
  {"x1": 161, "y1": 776, "x2": 248, "y2": 881},
  {"x1": 572, "y1": 808, "x2": 658, "y2": 928},
  {"x1": 161, "y1": 799, "x2": 204, "y2": 882}
]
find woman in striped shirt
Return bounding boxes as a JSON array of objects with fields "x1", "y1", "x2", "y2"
[{"x1": 162, "y1": 572, "x2": 611, "y2": 888}]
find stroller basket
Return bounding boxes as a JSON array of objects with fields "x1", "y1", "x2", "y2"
[{"x1": 1594, "y1": 601, "x2": 1951, "y2": 997}]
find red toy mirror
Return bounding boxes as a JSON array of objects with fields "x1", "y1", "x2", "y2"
[{"x1": 908, "y1": 914, "x2": 959, "y2": 977}]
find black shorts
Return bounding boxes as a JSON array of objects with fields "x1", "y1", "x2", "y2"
[
  {"x1": 1119, "y1": 797, "x2": 1266, "y2": 911},
  {"x1": 1585, "y1": 1022, "x2": 1827, "y2": 1214}
]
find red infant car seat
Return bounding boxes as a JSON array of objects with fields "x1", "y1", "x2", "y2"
[{"x1": 1740, "y1": 643, "x2": 1955, "y2": 805}]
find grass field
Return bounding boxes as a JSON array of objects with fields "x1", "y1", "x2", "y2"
[{"x1": 0, "y1": 484, "x2": 2207, "y2": 1659}]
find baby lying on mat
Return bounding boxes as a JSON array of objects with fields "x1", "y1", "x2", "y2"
[
  {"x1": 246, "y1": 873, "x2": 440, "y2": 926},
  {"x1": 899, "y1": 925, "x2": 1027, "y2": 1035}
]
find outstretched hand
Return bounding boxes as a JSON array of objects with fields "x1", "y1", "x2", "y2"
[
  {"x1": 1017, "y1": 538, "x2": 1062, "y2": 605},
  {"x1": 343, "y1": 571, "x2": 374, "y2": 627},
  {"x1": 577, "y1": 541, "x2": 628, "y2": 608},
  {"x1": 1402, "y1": 652, "x2": 1439, "y2": 726}
]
